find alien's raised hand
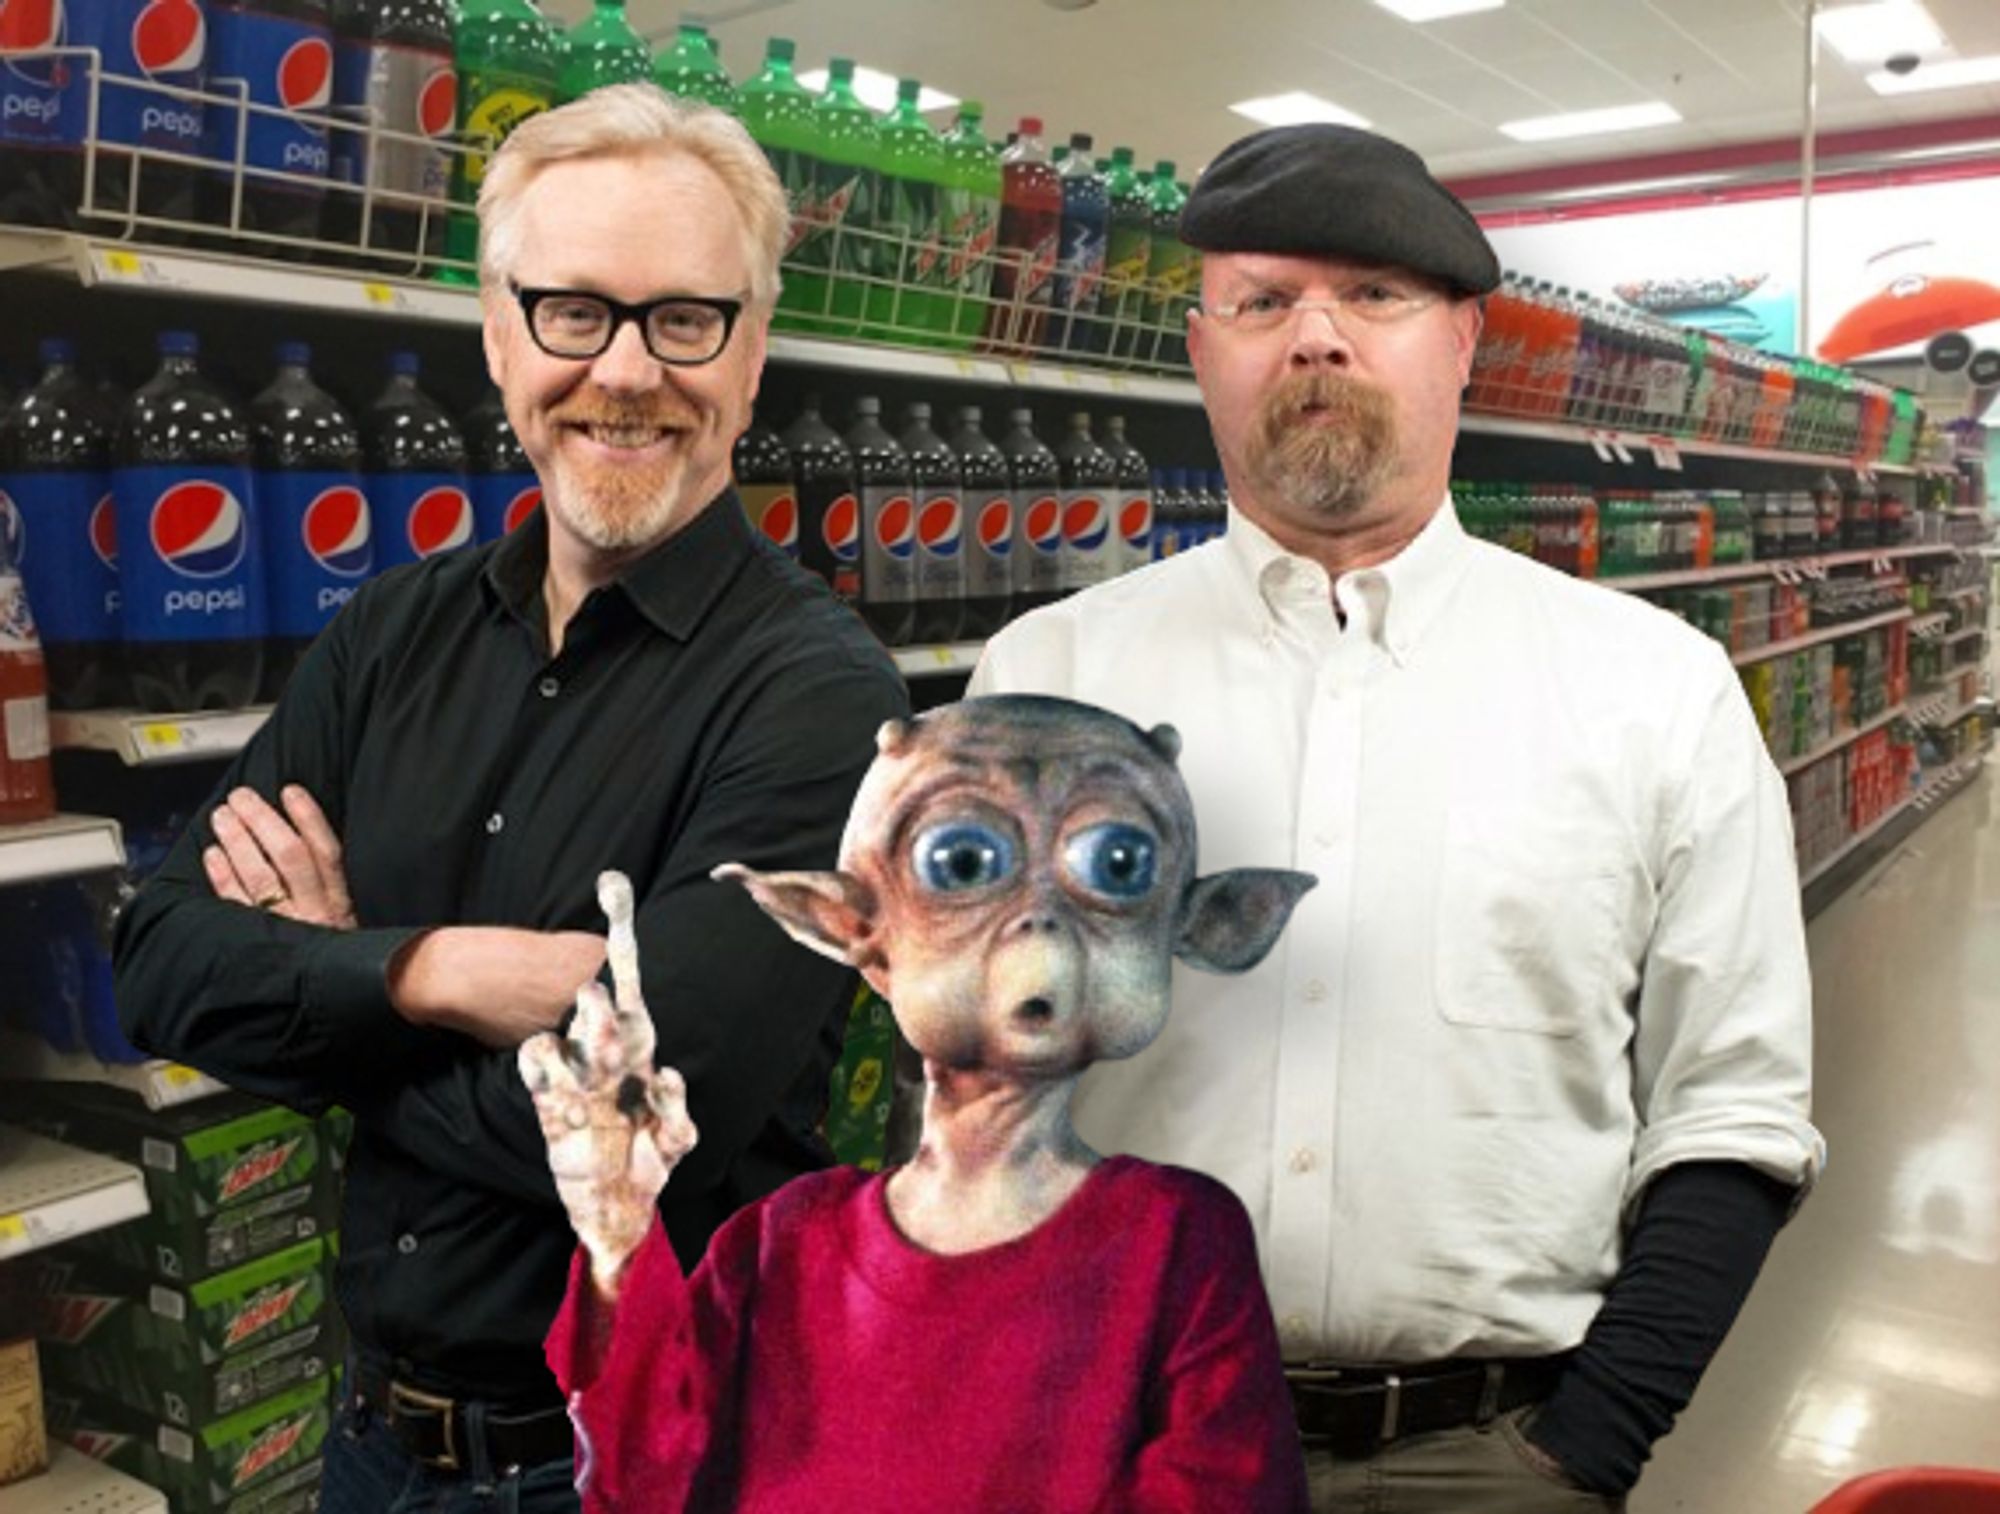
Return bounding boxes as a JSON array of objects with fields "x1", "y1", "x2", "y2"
[{"x1": 519, "y1": 871, "x2": 698, "y2": 1299}]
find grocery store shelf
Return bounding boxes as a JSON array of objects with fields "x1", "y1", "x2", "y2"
[
  {"x1": 0, "y1": 1031, "x2": 227, "y2": 1111},
  {"x1": 1458, "y1": 411, "x2": 1922, "y2": 476},
  {"x1": 0, "y1": 1127, "x2": 149, "y2": 1263},
  {"x1": 1909, "y1": 612, "x2": 1953, "y2": 637},
  {"x1": 1940, "y1": 584, "x2": 1989, "y2": 602},
  {"x1": 1800, "y1": 755, "x2": 1985, "y2": 890},
  {"x1": 0, "y1": 1444, "x2": 169, "y2": 1514},
  {"x1": 1941, "y1": 626, "x2": 1989, "y2": 647},
  {"x1": 1776, "y1": 702, "x2": 1909, "y2": 778},
  {"x1": 891, "y1": 642, "x2": 984, "y2": 678},
  {"x1": 50, "y1": 706, "x2": 272, "y2": 765},
  {"x1": 1731, "y1": 608, "x2": 1912, "y2": 668},
  {"x1": 1609, "y1": 543, "x2": 1956, "y2": 594},
  {"x1": 1913, "y1": 692, "x2": 1986, "y2": 729},
  {"x1": 0, "y1": 813, "x2": 124, "y2": 886}
]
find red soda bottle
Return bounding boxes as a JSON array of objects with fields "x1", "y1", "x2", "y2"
[
  {"x1": 985, "y1": 116, "x2": 1061, "y2": 354},
  {"x1": 0, "y1": 535, "x2": 56, "y2": 825}
]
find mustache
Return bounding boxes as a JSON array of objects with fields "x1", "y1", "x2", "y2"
[
  {"x1": 552, "y1": 396, "x2": 700, "y2": 429},
  {"x1": 1260, "y1": 371, "x2": 1387, "y2": 427}
]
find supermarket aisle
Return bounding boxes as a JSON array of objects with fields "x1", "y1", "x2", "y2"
[{"x1": 1637, "y1": 768, "x2": 2000, "y2": 1513}]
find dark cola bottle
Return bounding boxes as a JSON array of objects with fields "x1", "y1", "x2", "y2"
[
  {"x1": 781, "y1": 397, "x2": 859, "y2": 607},
  {"x1": 999, "y1": 407, "x2": 1062, "y2": 613},
  {"x1": 845, "y1": 396, "x2": 915, "y2": 647},
  {"x1": 733, "y1": 418, "x2": 798, "y2": 561},
  {"x1": 898, "y1": 402, "x2": 964, "y2": 644},
  {"x1": 948, "y1": 405, "x2": 1012, "y2": 638},
  {"x1": 464, "y1": 387, "x2": 541, "y2": 542},
  {"x1": 363, "y1": 351, "x2": 470, "y2": 570}
]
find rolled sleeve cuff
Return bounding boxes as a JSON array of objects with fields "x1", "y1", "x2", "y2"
[
  {"x1": 1626, "y1": 1109, "x2": 1827, "y2": 1214},
  {"x1": 300, "y1": 925, "x2": 430, "y2": 1049}
]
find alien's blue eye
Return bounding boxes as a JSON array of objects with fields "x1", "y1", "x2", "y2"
[
  {"x1": 913, "y1": 823, "x2": 1018, "y2": 893},
  {"x1": 1062, "y1": 824, "x2": 1158, "y2": 900}
]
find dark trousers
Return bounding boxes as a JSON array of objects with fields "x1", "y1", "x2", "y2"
[
  {"x1": 319, "y1": 1386, "x2": 580, "y2": 1514},
  {"x1": 1303, "y1": 1407, "x2": 1628, "y2": 1513}
]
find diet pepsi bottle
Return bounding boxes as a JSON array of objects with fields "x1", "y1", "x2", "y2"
[
  {"x1": 948, "y1": 406, "x2": 1011, "y2": 639},
  {"x1": 1099, "y1": 415, "x2": 1151, "y2": 581},
  {"x1": 200, "y1": 0, "x2": 335, "y2": 249},
  {"x1": 1054, "y1": 412, "x2": 1115, "y2": 596},
  {"x1": 1152, "y1": 468, "x2": 1182, "y2": 560},
  {"x1": 733, "y1": 419, "x2": 797, "y2": 560},
  {"x1": 327, "y1": 0, "x2": 455, "y2": 266},
  {"x1": 846, "y1": 397, "x2": 914, "y2": 647},
  {"x1": 250, "y1": 342, "x2": 366, "y2": 699},
  {"x1": 364, "y1": 351, "x2": 470, "y2": 570},
  {"x1": 781, "y1": 398, "x2": 858, "y2": 607},
  {"x1": 899, "y1": 402, "x2": 964, "y2": 645},
  {"x1": 1000, "y1": 408, "x2": 1061, "y2": 613},
  {"x1": 0, "y1": 340, "x2": 124, "y2": 709},
  {"x1": 114, "y1": 331, "x2": 265, "y2": 712},
  {"x1": 0, "y1": 0, "x2": 209, "y2": 231},
  {"x1": 464, "y1": 388, "x2": 540, "y2": 542}
]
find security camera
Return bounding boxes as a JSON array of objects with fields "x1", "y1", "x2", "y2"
[{"x1": 1885, "y1": 52, "x2": 1921, "y2": 75}]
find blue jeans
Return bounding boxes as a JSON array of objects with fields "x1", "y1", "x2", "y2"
[{"x1": 319, "y1": 1390, "x2": 580, "y2": 1514}]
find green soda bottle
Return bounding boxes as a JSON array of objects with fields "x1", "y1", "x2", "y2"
[
  {"x1": 1138, "y1": 163, "x2": 1191, "y2": 368},
  {"x1": 869, "y1": 77, "x2": 948, "y2": 344},
  {"x1": 737, "y1": 38, "x2": 821, "y2": 332},
  {"x1": 810, "y1": 58, "x2": 881, "y2": 337},
  {"x1": 1102, "y1": 147, "x2": 1150, "y2": 363},
  {"x1": 653, "y1": 22, "x2": 738, "y2": 111},
  {"x1": 442, "y1": 0, "x2": 562, "y2": 283},
  {"x1": 938, "y1": 102, "x2": 1001, "y2": 353},
  {"x1": 558, "y1": 0, "x2": 650, "y2": 103}
]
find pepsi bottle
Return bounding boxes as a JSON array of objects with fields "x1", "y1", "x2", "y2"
[
  {"x1": 781, "y1": 398, "x2": 858, "y2": 607},
  {"x1": 464, "y1": 387, "x2": 540, "y2": 542},
  {"x1": 845, "y1": 397, "x2": 915, "y2": 647},
  {"x1": 1100, "y1": 415, "x2": 1152, "y2": 581},
  {"x1": 250, "y1": 342, "x2": 367, "y2": 700},
  {"x1": 0, "y1": 339, "x2": 124, "y2": 709},
  {"x1": 327, "y1": 0, "x2": 456, "y2": 267},
  {"x1": 1152, "y1": 468, "x2": 1181, "y2": 561},
  {"x1": 899, "y1": 402, "x2": 964, "y2": 645},
  {"x1": 114, "y1": 331, "x2": 265, "y2": 713},
  {"x1": 733, "y1": 419, "x2": 798, "y2": 561},
  {"x1": 1054, "y1": 412, "x2": 1115, "y2": 597},
  {"x1": 200, "y1": 0, "x2": 336, "y2": 249},
  {"x1": 364, "y1": 352, "x2": 470, "y2": 570},
  {"x1": 1000, "y1": 408, "x2": 1061, "y2": 613},
  {"x1": 947, "y1": 406, "x2": 1011, "y2": 639}
]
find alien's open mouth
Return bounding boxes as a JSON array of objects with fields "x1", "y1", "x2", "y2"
[{"x1": 1013, "y1": 997, "x2": 1056, "y2": 1025}]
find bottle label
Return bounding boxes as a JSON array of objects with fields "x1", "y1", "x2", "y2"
[
  {"x1": 367, "y1": 472, "x2": 472, "y2": 570},
  {"x1": 1061, "y1": 490, "x2": 1110, "y2": 590},
  {"x1": 336, "y1": 40, "x2": 455, "y2": 204},
  {"x1": 0, "y1": 474, "x2": 119, "y2": 646},
  {"x1": 260, "y1": 470, "x2": 371, "y2": 638},
  {"x1": 879, "y1": 173, "x2": 943, "y2": 289},
  {"x1": 471, "y1": 473, "x2": 542, "y2": 543},
  {"x1": 0, "y1": 1, "x2": 208, "y2": 153},
  {"x1": 941, "y1": 192, "x2": 999, "y2": 297},
  {"x1": 4, "y1": 693, "x2": 51, "y2": 763},
  {"x1": 913, "y1": 490, "x2": 965, "y2": 602},
  {"x1": 762, "y1": 146, "x2": 821, "y2": 258},
  {"x1": 965, "y1": 492, "x2": 1012, "y2": 599},
  {"x1": 114, "y1": 464, "x2": 268, "y2": 645},
  {"x1": 738, "y1": 484, "x2": 799, "y2": 559},
  {"x1": 802, "y1": 163, "x2": 878, "y2": 275},
  {"x1": 860, "y1": 487, "x2": 915, "y2": 605},
  {"x1": 204, "y1": 10, "x2": 333, "y2": 181},
  {"x1": 1014, "y1": 490, "x2": 1063, "y2": 595},
  {"x1": 1054, "y1": 212, "x2": 1107, "y2": 316},
  {"x1": 455, "y1": 74, "x2": 553, "y2": 194},
  {"x1": 1117, "y1": 489, "x2": 1154, "y2": 569}
]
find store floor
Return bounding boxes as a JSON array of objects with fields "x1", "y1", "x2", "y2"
[{"x1": 1637, "y1": 766, "x2": 2000, "y2": 1512}]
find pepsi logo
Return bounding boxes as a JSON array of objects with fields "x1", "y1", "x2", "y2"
[
  {"x1": 406, "y1": 486, "x2": 472, "y2": 558},
  {"x1": 418, "y1": 68, "x2": 457, "y2": 139},
  {"x1": 874, "y1": 494, "x2": 914, "y2": 561},
  {"x1": 751, "y1": 492, "x2": 798, "y2": 555},
  {"x1": 132, "y1": 0, "x2": 204, "y2": 78},
  {"x1": 302, "y1": 486, "x2": 371, "y2": 577},
  {"x1": 277, "y1": 36, "x2": 332, "y2": 113},
  {"x1": 89, "y1": 491, "x2": 117, "y2": 571},
  {"x1": 150, "y1": 480, "x2": 248, "y2": 579},
  {"x1": 0, "y1": 0, "x2": 67, "y2": 87},
  {"x1": 916, "y1": 495, "x2": 961, "y2": 559},
  {"x1": 975, "y1": 497, "x2": 1011, "y2": 558},
  {"x1": 502, "y1": 486, "x2": 540, "y2": 535},
  {"x1": 1119, "y1": 495, "x2": 1153, "y2": 549},
  {"x1": 1023, "y1": 495, "x2": 1062, "y2": 555},
  {"x1": 823, "y1": 493, "x2": 859, "y2": 563},
  {"x1": 1063, "y1": 495, "x2": 1109, "y2": 553}
]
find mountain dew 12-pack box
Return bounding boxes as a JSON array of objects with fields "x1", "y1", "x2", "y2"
[
  {"x1": 33, "y1": 1238, "x2": 332, "y2": 1427},
  {"x1": 0, "y1": 1085, "x2": 326, "y2": 1283}
]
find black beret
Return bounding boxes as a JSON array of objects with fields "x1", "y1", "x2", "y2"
[{"x1": 1181, "y1": 124, "x2": 1500, "y2": 296}]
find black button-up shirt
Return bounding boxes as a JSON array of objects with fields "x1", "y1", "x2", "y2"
[{"x1": 114, "y1": 492, "x2": 908, "y2": 1402}]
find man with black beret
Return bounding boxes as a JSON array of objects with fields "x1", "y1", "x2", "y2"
[{"x1": 972, "y1": 122, "x2": 1821, "y2": 1512}]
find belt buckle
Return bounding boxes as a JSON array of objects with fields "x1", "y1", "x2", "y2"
[
  {"x1": 388, "y1": 1379, "x2": 460, "y2": 1472},
  {"x1": 1379, "y1": 1373, "x2": 1402, "y2": 1444}
]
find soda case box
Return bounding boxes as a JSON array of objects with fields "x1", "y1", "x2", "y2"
[
  {"x1": 824, "y1": 985, "x2": 898, "y2": 1172},
  {"x1": 0, "y1": 1084, "x2": 326, "y2": 1283},
  {"x1": 46, "y1": 1377, "x2": 329, "y2": 1514},
  {"x1": 33, "y1": 1238, "x2": 332, "y2": 1427},
  {"x1": 0, "y1": 1337, "x2": 48, "y2": 1488}
]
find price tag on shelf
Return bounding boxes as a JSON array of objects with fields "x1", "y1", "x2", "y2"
[
  {"x1": 1649, "y1": 438, "x2": 1683, "y2": 472},
  {"x1": 136, "y1": 721, "x2": 192, "y2": 757},
  {"x1": 361, "y1": 282, "x2": 411, "y2": 313},
  {"x1": 952, "y1": 358, "x2": 981, "y2": 378},
  {"x1": 0, "y1": 1214, "x2": 25, "y2": 1246},
  {"x1": 1609, "y1": 435, "x2": 1635, "y2": 465},
  {"x1": 1589, "y1": 430, "x2": 1616, "y2": 463},
  {"x1": 1107, "y1": 375, "x2": 1132, "y2": 394},
  {"x1": 160, "y1": 1064, "x2": 205, "y2": 1091},
  {"x1": 103, "y1": 250, "x2": 144, "y2": 280}
]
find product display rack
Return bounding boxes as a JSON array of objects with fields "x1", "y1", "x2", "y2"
[
  {"x1": 0, "y1": 814, "x2": 124, "y2": 887},
  {"x1": 0, "y1": 1126, "x2": 148, "y2": 1264},
  {"x1": 0, "y1": 1031, "x2": 227, "y2": 1112}
]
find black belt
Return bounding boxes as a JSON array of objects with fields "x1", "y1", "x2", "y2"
[
  {"x1": 350, "y1": 1358, "x2": 574, "y2": 1475},
  {"x1": 1286, "y1": 1354, "x2": 1570, "y2": 1456}
]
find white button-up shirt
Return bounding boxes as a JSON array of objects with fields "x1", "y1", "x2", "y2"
[{"x1": 970, "y1": 498, "x2": 1825, "y2": 1365}]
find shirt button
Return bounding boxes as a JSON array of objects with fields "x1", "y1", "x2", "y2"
[
  {"x1": 397, "y1": 1233, "x2": 418, "y2": 1255},
  {"x1": 538, "y1": 676, "x2": 560, "y2": 699},
  {"x1": 1303, "y1": 980, "x2": 1328, "y2": 1003},
  {"x1": 1290, "y1": 1148, "x2": 1318, "y2": 1175},
  {"x1": 485, "y1": 812, "x2": 505, "y2": 836}
]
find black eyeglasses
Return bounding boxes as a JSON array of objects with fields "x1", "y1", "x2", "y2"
[{"x1": 510, "y1": 282, "x2": 745, "y2": 366}]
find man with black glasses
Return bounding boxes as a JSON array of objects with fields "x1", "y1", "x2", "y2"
[{"x1": 115, "y1": 83, "x2": 906, "y2": 1512}]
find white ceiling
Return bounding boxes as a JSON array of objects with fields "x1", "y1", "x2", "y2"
[{"x1": 545, "y1": 0, "x2": 2000, "y2": 187}]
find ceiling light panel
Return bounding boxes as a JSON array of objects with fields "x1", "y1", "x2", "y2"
[
  {"x1": 1815, "y1": 1, "x2": 1946, "y2": 63},
  {"x1": 1229, "y1": 91, "x2": 1371, "y2": 129}
]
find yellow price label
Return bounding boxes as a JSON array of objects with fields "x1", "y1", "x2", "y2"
[
  {"x1": 1108, "y1": 376, "x2": 1132, "y2": 394},
  {"x1": 138, "y1": 722, "x2": 186, "y2": 751},
  {"x1": 362, "y1": 283, "x2": 398, "y2": 308},
  {"x1": 0, "y1": 1215, "x2": 25, "y2": 1246},
  {"x1": 1059, "y1": 368, "x2": 1083, "y2": 388},
  {"x1": 952, "y1": 358, "x2": 980, "y2": 377},
  {"x1": 930, "y1": 646, "x2": 957, "y2": 667},
  {"x1": 105, "y1": 251, "x2": 142, "y2": 276},
  {"x1": 161, "y1": 1064, "x2": 202, "y2": 1088}
]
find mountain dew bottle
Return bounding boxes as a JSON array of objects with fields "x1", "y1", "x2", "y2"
[
  {"x1": 1103, "y1": 149, "x2": 1151, "y2": 363},
  {"x1": 1139, "y1": 163, "x2": 1192, "y2": 368},
  {"x1": 939, "y1": 102, "x2": 1001, "y2": 352},
  {"x1": 442, "y1": 0, "x2": 562, "y2": 283},
  {"x1": 653, "y1": 22, "x2": 738, "y2": 111},
  {"x1": 737, "y1": 38, "x2": 822, "y2": 332},
  {"x1": 559, "y1": 0, "x2": 650, "y2": 103},
  {"x1": 810, "y1": 58, "x2": 881, "y2": 337},
  {"x1": 869, "y1": 78, "x2": 948, "y2": 344}
]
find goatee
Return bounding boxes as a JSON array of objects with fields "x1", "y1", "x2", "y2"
[
  {"x1": 546, "y1": 396, "x2": 699, "y2": 551},
  {"x1": 1247, "y1": 371, "x2": 1398, "y2": 520}
]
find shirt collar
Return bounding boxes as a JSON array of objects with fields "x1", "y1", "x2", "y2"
[
  {"x1": 1222, "y1": 493, "x2": 1474, "y2": 665},
  {"x1": 481, "y1": 485, "x2": 754, "y2": 643}
]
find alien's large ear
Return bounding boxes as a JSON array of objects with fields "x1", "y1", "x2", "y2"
[
  {"x1": 1175, "y1": 869, "x2": 1318, "y2": 974},
  {"x1": 712, "y1": 864, "x2": 884, "y2": 977}
]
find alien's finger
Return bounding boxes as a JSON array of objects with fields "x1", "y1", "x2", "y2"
[
  {"x1": 571, "y1": 980, "x2": 625, "y2": 1083},
  {"x1": 519, "y1": 1032, "x2": 582, "y2": 1102},
  {"x1": 597, "y1": 871, "x2": 650, "y2": 1045}
]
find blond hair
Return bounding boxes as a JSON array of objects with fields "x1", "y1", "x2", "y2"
[{"x1": 477, "y1": 83, "x2": 787, "y2": 308}]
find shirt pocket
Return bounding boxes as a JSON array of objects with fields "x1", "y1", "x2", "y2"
[{"x1": 1434, "y1": 804, "x2": 1626, "y2": 1038}]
